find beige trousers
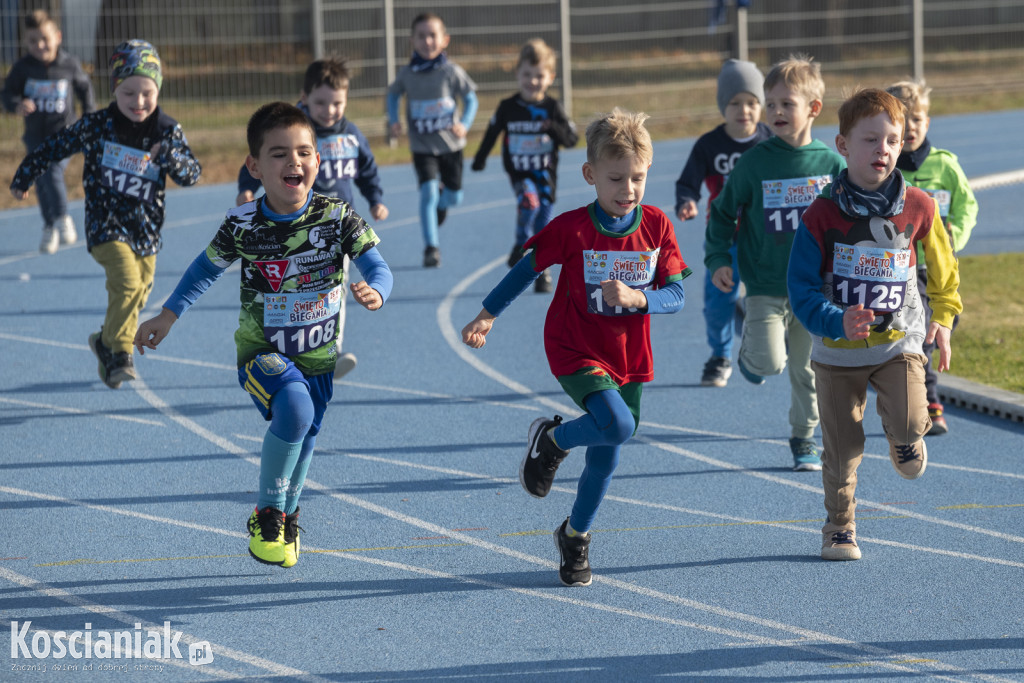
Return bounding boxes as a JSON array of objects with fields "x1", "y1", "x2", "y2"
[{"x1": 91, "y1": 240, "x2": 156, "y2": 353}]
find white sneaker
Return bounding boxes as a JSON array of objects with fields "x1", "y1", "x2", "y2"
[
  {"x1": 335, "y1": 352, "x2": 357, "y2": 379},
  {"x1": 57, "y1": 215, "x2": 77, "y2": 245},
  {"x1": 39, "y1": 226, "x2": 59, "y2": 254}
]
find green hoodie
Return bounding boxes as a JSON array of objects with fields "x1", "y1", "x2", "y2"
[{"x1": 705, "y1": 136, "x2": 845, "y2": 297}]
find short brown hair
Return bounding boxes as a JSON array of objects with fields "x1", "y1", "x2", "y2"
[
  {"x1": 247, "y1": 102, "x2": 316, "y2": 157},
  {"x1": 303, "y1": 57, "x2": 350, "y2": 94},
  {"x1": 585, "y1": 108, "x2": 653, "y2": 165},
  {"x1": 764, "y1": 54, "x2": 824, "y2": 103},
  {"x1": 412, "y1": 12, "x2": 445, "y2": 33},
  {"x1": 25, "y1": 9, "x2": 57, "y2": 32},
  {"x1": 518, "y1": 38, "x2": 556, "y2": 74},
  {"x1": 837, "y1": 88, "x2": 906, "y2": 138},
  {"x1": 886, "y1": 79, "x2": 932, "y2": 115}
]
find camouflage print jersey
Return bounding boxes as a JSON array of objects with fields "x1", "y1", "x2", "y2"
[{"x1": 206, "y1": 193, "x2": 380, "y2": 376}]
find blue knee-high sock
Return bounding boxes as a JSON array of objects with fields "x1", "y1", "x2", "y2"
[
  {"x1": 419, "y1": 180, "x2": 440, "y2": 247},
  {"x1": 284, "y1": 433, "x2": 316, "y2": 514},
  {"x1": 438, "y1": 186, "x2": 463, "y2": 210},
  {"x1": 257, "y1": 382, "x2": 314, "y2": 511},
  {"x1": 569, "y1": 444, "x2": 621, "y2": 533}
]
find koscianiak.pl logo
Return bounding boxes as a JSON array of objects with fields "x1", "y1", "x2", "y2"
[{"x1": 9, "y1": 621, "x2": 214, "y2": 670}]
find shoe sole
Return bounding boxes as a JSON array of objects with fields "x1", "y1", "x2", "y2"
[
  {"x1": 108, "y1": 364, "x2": 137, "y2": 384},
  {"x1": 927, "y1": 421, "x2": 948, "y2": 436},
  {"x1": 248, "y1": 546, "x2": 286, "y2": 566},
  {"x1": 793, "y1": 462, "x2": 822, "y2": 472},
  {"x1": 553, "y1": 530, "x2": 592, "y2": 586},
  {"x1": 520, "y1": 417, "x2": 551, "y2": 499},
  {"x1": 701, "y1": 378, "x2": 728, "y2": 387},
  {"x1": 335, "y1": 353, "x2": 357, "y2": 380},
  {"x1": 821, "y1": 546, "x2": 862, "y2": 561}
]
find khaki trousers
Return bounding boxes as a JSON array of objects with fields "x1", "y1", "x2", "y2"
[
  {"x1": 813, "y1": 353, "x2": 930, "y2": 528},
  {"x1": 91, "y1": 240, "x2": 156, "y2": 353}
]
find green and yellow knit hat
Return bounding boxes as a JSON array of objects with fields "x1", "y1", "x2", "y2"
[{"x1": 109, "y1": 40, "x2": 162, "y2": 92}]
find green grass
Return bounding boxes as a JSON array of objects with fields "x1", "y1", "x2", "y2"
[{"x1": 949, "y1": 253, "x2": 1024, "y2": 394}]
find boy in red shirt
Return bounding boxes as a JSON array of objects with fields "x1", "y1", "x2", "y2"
[{"x1": 462, "y1": 108, "x2": 691, "y2": 586}]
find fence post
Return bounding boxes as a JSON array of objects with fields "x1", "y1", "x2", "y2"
[
  {"x1": 912, "y1": 0, "x2": 924, "y2": 81},
  {"x1": 736, "y1": 6, "x2": 748, "y2": 61},
  {"x1": 560, "y1": 0, "x2": 573, "y2": 117},
  {"x1": 384, "y1": 0, "x2": 397, "y2": 85},
  {"x1": 312, "y1": 0, "x2": 324, "y2": 59}
]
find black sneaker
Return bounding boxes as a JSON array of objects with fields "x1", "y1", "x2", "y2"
[
  {"x1": 423, "y1": 246, "x2": 441, "y2": 268},
  {"x1": 108, "y1": 351, "x2": 137, "y2": 385},
  {"x1": 554, "y1": 518, "x2": 592, "y2": 586},
  {"x1": 534, "y1": 270, "x2": 553, "y2": 293},
  {"x1": 282, "y1": 507, "x2": 303, "y2": 568},
  {"x1": 88, "y1": 331, "x2": 121, "y2": 389},
  {"x1": 507, "y1": 244, "x2": 526, "y2": 268},
  {"x1": 521, "y1": 416, "x2": 569, "y2": 498},
  {"x1": 700, "y1": 356, "x2": 732, "y2": 387}
]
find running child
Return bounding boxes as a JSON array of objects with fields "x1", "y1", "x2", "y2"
[
  {"x1": 674, "y1": 59, "x2": 770, "y2": 386},
  {"x1": 704, "y1": 54, "x2": 845, "y2": 471},
  {"x1": 2, "y1": 9, "x2": 95, "y2": 253},
  {"x1": 788, "y1": 88, "x2": 961, "y2": 560},
  {"x1": 462, "y1": 109, "x2": 690, "y2": 586},
  {"x1": 472, "y1": 38, "x2": 578, "y2": 292},
  {"x1": 387, "y1": 12, "x2": 478, "y2": 267},
  {"x1": 237, "y1": 56, "x2": 389, "y2": 379},
  {"x1": 10, "y1": 39, "x2": 200, "y2": 389},
  {"x1": 135, "y1": 102, "x2": 393, "y2": 568},
  {"x1": 886, "y1": 79, "x2": 977, "y2": 436}
]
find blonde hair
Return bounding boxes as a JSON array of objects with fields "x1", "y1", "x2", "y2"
[
  {"x1": 585, "y1": 108, "x2": 653, "y2": 165},
  {"x1": 518, "y1": 38, "x2": 556, "y2": 74},
  {"x1": 886, "y1": 79, "x2": 932, "y2": 114},
  {"x1": 764, "y1": 54, "x2": 824, "y2": 103},
  {"x1": 837, "y1": 88, "x2": 905, "y2": 138}
]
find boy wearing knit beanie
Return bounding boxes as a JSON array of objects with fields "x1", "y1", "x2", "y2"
[
  {"x1": 11, "y1": 39, "x2": 201, "y2": 389},
  {"x1": 674, "y1": 59, "x2": 770, "y2": 389}
]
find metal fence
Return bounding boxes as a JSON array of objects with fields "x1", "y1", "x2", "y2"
[{"x1": 3, "y1": 0, "x2": 1024, "y2": 149}]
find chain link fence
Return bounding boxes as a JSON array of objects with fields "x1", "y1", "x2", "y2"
[{"x1": 3, "y1": 0, "x2": 1024, "y2": 157}]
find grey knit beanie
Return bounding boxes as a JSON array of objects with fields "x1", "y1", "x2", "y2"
[{"x1": 716, "y1": 59, "x2": 764, "y2": 115}]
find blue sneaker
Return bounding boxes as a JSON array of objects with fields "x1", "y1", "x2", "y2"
[
  {"x1": 737, "y1": 356, "x2": 765, "y2": 385},
  {"x1": 790, "y1": 438, "x2": 822, "y2": 471}
]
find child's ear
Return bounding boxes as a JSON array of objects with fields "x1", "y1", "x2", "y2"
[
  {"x1": 581, "y1": 162, "x2": 595, "y2": 185},
  {"x1": 834, "y1": 134, "x2": 848, "y2": 157},
  {"x1": 244, "y1": 154, "x2": 261, "y2": 179},
  {"x1": 809, "y1": 99, "x2": 823, "y2": 118}
]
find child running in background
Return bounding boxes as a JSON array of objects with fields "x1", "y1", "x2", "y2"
[
  {"x1": 885, "y1": 80, "x2": 978, "y2": 436},
  {"x1": 704, "y1": 54, "x2": 845, "y2": 471},
  {"x1": 462, "y1": 109, "x2": 691, "y2": 586},
  {"x1": 472, "y1": 38, "x2": 578, "y2": 293},
  {"x1": 2, "y1": 9, "x2": 95, "y2": 253},
  {"x1": 674, "y1": 59, "x2": 770, "y2": 387},
  {"x1": 387, "y1": 12, "x2": 478, "y2": 267},
  {"x1": 10, "y1": 39, "x2": 200, "y2": 389},
  {"x1": 237, "y1": 57, "x2": 389, "y2": 379},
  {"x1": 788, "y1": 88, "x2": 961, "y2": 561},
  {"x1": 135, "y1": 102, "x2": 393, "y2": 568}
]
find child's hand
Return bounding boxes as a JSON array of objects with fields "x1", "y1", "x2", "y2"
[
  {"x1": 350, "y1": 281, "x2": 383, "y2": 310},
  {"x1": 711, "y1": 266, "x2": 734, "y2": 293},
  {"x1": 677, "y1": 201, "x2": 698, "y2": 222},
  {"x1": 601, "y1": 279, "x2": 647, "y2": 310},
  {"x1": 236, "y1": 190, "x2": 255, "y2": 206},
  {"x1": 389, "y1": 122, "x2": 402, "y2": 139},
  {"x1": 462, "y1": 309, "x2": 496, "y2": 348},
  {"x1": 370, "y1": 203, "x2": 389, "y2": 221},
  {"x1": 10, "y1": 188, "x2": 27, "y2": 201},
  {"x1": 15, "y1": 99, "x2": 36, "y2": 116},
  {"x1": 134, "y1": 308, "x2": 178, "y2": 355},
  {"x1": 925, "y1": 321, "x2": 953, "y2": 372},
  {"x1": 842, "y1": 303, "x2": 875, "y2": 341},
  {"x1": 149, "y1": 142, "x2": 164, "y2": 162},
  {"x1": 451, "y1": 122, "x2": 467, "y2": 139}
]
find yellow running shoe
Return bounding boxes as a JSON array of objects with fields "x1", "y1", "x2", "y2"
[
  {"x1": 247, "y1": 507, "x2": 286, "y2": 565},
  {"x1": 282, "y1": 507, "x2": 302, "y2": 568}
]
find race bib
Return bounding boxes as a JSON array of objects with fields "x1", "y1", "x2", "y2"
[
  {"x1": 583, "y1": 249, "x2": 659, "y2": 316},
  {"x1": 410, "y1": 97, "x2": 455, "y2": 134},
  {"x1": 264, "y1": 286, "x2": 342, "y2": 355},
  {"x1": 762, "y1": 175, "x2": 831, "y2": 233},
  {"x1": 921, "y1": 188, "x2": 951, "y2": 220},
  {"x1": 508, "y1": 133, "x2": 553, "y2": 171},
  {"x1": 831, "y1": 244, "x2": 911, "y2": 313},
  {"x1": 24, "y1": 78, "x2": 68, "y2": 114},
  {"x1": 318, "y1": 134, "x2": 359, "y2": 183},
  {"x1": 100, "y1": 141, "x2": 159, "y2": 204}
]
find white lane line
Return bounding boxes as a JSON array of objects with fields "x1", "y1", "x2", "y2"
[
  {"x1": 437, "y1": 251, "x2": 1024, "y2": 545},
  {"x1": 0, "y1": 396, "x2": 164, "y2": 426},
  {"x1": 0, "y1": 487, "x2": 993, "y2": 682},
  {"x1": 0, "y1": 564, "x2": 323, "y2": 680}
]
